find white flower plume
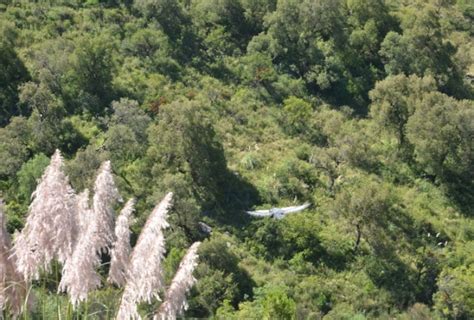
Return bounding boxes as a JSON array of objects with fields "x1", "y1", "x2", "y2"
[
  {"x1": 59, "y1": 163, "x2": 122, "y2": 307},
  {"x1": 0, "y1": 201, "x2": 28, "y2": 316},
  {"x1": 76, "y1": 189, "x2": 92, "y2": 234},
  {"x1": 92, "y1": 160, "x2": 121, "y2": 255},
  {"x1": 155, "y1": 242, "x2": 201, "y2": 320},
  {"x1": 108, "y1": 198, "x2": 135, "y2": 287},
  {"x1": 59, "y1": 188, "x2": 98, "y2": 307},
  {"x1": 116, "y1": 192, "x2": 173, "y2": 320},
  {"x1": 58, "y1": 221, "x2": 102, "y2": 307},
  {"x1": 13, "y1": 149, "x2": 77, "y2": 280}
]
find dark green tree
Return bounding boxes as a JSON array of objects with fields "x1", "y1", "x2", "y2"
[
  {"x1": 0, "y1": 24, "x2": 30, "y2": 125},
  {"x1": 0, "y1": 117, "x2": 31, "y2": 178},
  {"x1": 146, "y1": 99, "x2": 230, "y2": 237},
  {"x1": 281, "y1": 96, "x2": 312, "y2": 135},
  {"x1": 69, "y1": 35, "x2": 116, "y2": 114},
  {"x1": 379, "y1": 1, "x2": 467, "y2": 97},
  {"x1": 16, "y1": 153, "x2": 50, "y2": 201},
  {"x1": 406, "y1": 92, "x2": 474, "y2": 203},
  {"x1": 369, "y1": 74, "x2": 437, "y2": 148},
  {"x1": 133, "y1": 0, "x2": 187, "y2": 41},
  {"x1": 332, "y1": 176, "x2": 393, "y2": 252}
]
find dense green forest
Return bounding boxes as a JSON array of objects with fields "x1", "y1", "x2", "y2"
[{"x1": 0, "y1": 0, "x2": 473, "y2": 318}]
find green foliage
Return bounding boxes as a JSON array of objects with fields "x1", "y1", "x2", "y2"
[
  {"x1": 66, "y1": 144, "x2": 106, "y2": 191},
  {"x1": 190, "y1": 234, "x2": 254, "y2": 317},
  {"x1": 0, "y1": 22, "x2": 30, "y2": 125},
  {"x1": 434, "y1": 264, "x2": 474, "y2": 319},
  {"x1": 332, "y1": 176, "x2": 394, "y2": 252},
  {"x1": 0, "y1": 0, "x2": 473, "y2": 318},
  {"x1": 215, "y1": 285, "x2": 296, "y2": 320},
  {"x1": 190, "y1": 0, "x2": 254, "y2": 51},
  {"x1": 407, "y1": 93, "x2": 474, "y2": 181},
  {"x1": 146, "y1": 100, "x2": 228, "y2": 208},
  {"x1": 261, "y1": 286, "x2": 296, "y2": 319},
  {"x1": 69, "y1": 35, "x2": 116, "y2": 113},
  {"x1": 0, "y1": 117, "x2": 31, "y2": 178},
  {"x1": 134, "y1": 0, "x2": 188, "y2": 41},
  {"x1": 281, "y1": 97, "x2": 312, "y2": 135},
  {"x1": 369, "y1": 74, "x2": 437, "y2": 147},
  {"x1": 380, "y1": 2, "x2": 467, "y2": 97},
  {"x1": 17, "y1": 153, "x2": 50, "y2": 201},
  {"x1": 16, "y1": 80, "x2": 87, "y2": 156}
]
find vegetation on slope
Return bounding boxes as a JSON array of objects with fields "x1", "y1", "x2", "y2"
[{"x1": 0, "y1": 0, "x2": 473, "y2": 318}]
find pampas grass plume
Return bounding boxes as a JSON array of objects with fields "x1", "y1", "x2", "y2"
[
  {"x1": 155, "y1": 241, "x2": 201, "y2": 320},
  {"x1": 92, "y1": 160, "x2": 122, "y2": 255},
  {"x1": 13, "y1": 149, "x2": 77, "y2": 280},
  {"x1": 116, "y1": 192, "x2": 173, "y2": 320},
  {"x1": 108, "y1": 198, "x2": 135, "y2": 287},
  {"x1": 0, "y1": 200, "x2": 28, "y2": 316}
]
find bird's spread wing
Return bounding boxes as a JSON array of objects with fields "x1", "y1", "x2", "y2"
[
  {"x1": 280, "y1": 202, "x2": 311, "y2": 214},
  {"x1": 198, "y1": 222, "x2": 212, "y2": 234},
  {"x1": 246, "y1": 209, "x2": 272, "y2": 217}
]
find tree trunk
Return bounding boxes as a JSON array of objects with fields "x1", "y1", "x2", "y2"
[{"x1": 353, "y1": 224, "x2": 361, "y2": 253}]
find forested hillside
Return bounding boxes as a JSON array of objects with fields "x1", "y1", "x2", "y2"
[{"x1": 0, "y1": 0, "x2": 473, "y2": 318}]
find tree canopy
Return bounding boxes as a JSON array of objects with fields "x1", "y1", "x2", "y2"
[{"x1": 0, "y1": 0, "x2": 473, "y2": 318}]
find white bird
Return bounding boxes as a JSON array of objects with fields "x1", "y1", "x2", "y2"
[
  {"x1": 246, "y1": 202, "x2": 311, "y2": 219},
  {"x1": 198, "y1": 222, "x2": 212, "y2": 234}
]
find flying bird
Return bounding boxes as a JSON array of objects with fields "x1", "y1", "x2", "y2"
[
  {"x1": 246, "y1": 202, "x2": 311, "y2": 219},
  {"x1": 198, "y1": 222, "x2": 212, "y2": 234}
]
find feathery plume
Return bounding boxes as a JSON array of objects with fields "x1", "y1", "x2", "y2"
[
  {"x1": 116, "y1": 193, "x2": 173, "y2": 320},
  {"x1": 0, "y1": 200, "x2": 12, "y2": 311},
  {"x1": 58, "y1": 189, "x2": 100, "y2": 307},
  {"x1": 92, "y1": 161, "x2": 121, "y2": 254},
  {"x1": 108, "y1": 198, "x2": 135, "y2": 287},
  {"x1": 59, "y1": 163, "x2": 121, "y2": 306},
  {"x1": 0, "y1": 201, "x2": 28, "y2": 316},
  {"x1": 155, "y1": 242, "x2": 201, "y2": 320},
  {"x1": 58, "y1": 224, "x2": 102, "y2": 307},
  {"x1": 13, "y1": 149, "x2": 77, "y2": 280},
  {"x1": 116, "y1": 290, "x2": 140, "y2": 320},
  {"x1": 127, "y1": 193, "x2": 172, "y2": 301},
  {"x1": 76, "y1": 189, "x2": 92, "y2": 234}
]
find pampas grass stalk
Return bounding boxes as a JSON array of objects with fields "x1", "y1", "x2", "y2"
[
  {"x1": 1, "y1": 154, "x2": 202, "y2": 319},
  {"x1": 116, "y1": 193, "x2": 173, "y2": 320},
  {"x1": 155, "y1": 242, "x2": 201, "y2": 320},
  {"x1": 58, "y1": 219, "x2": 102, "y2": 307},
  {"x1": 13, "y1": 150, "x2": 77, "y2": 280},
  {"x1": 0, "y1": 200, "x2": 28, "y2": 316},
  {"x1": 76, "y1": 189, "x2": 92, "y2": 234},
  {"x1": 92, "y1": 161, "x2": 122, "y2": 255},
  {"x1": 59, "y1": 163, "x2": 121, "y2": 307},
  {"x1": 108, "y1": 198, "x2": 135, "y2": 287}
]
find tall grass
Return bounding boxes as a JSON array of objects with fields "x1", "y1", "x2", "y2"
[
  {"x1": 108, "y1": 198, "x2": 135, "y2": 287},
  {"x1": 0, "y1": 151, "x2": 201, "y2": 319}
]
